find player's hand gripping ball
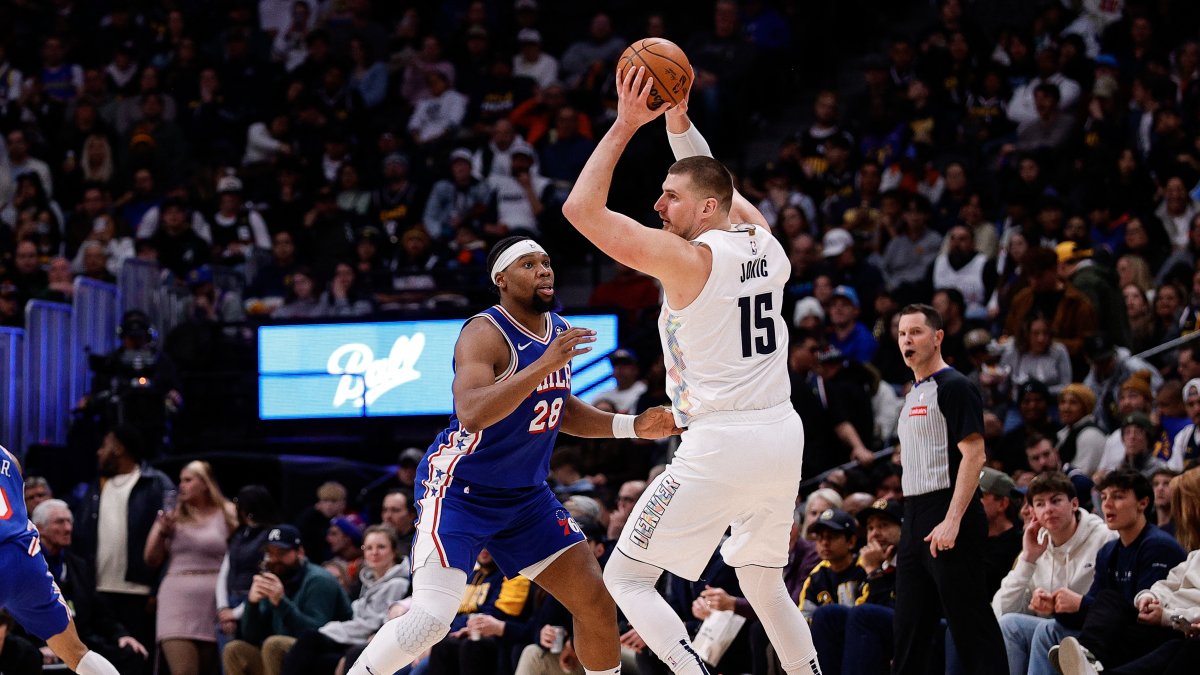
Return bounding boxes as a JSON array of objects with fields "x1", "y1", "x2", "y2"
[{"x1": 617, "y1": 38, "x2": 692, "y2": 110}]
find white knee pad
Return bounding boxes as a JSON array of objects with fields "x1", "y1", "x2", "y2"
[
  {"x1": 410, "y1": 562, "x2": 468, "y2": 626},
  {"x1": 735, "y1": 565, "x2": 792, "y2": 610},
  {"x1": 348, "y1": 564, "x2": 465, "y2": 675},
  {"x1": 603, "y1": 551, "x2": 662, "y2": 601},
  {"x1": 386, "y1": 605, "x2": 452, "y2": 654}
]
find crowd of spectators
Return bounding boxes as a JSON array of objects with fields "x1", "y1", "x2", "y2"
[
  {"x1": 0, "y1": 0, "x2": 792, "y2": 335},
  {"x1": 9, "y1": 0, "x2": 1200, "y2": 673}
]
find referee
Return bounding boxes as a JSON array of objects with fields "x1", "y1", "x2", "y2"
[{"x1": 892, "y1": 304, "x2": 1007, "y2": 675}]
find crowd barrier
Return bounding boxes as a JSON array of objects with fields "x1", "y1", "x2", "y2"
[
  {"x1": 70, "y1": 278, "x2": 120, "y2": 408},
  {"x1": 0, "y1": 327, "x2": 22, "y2": 454},
  {"x1": 23, "y1": 301, "x2": 72, "y2": 450}
]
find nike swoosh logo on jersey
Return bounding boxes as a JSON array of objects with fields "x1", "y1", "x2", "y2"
[{"x1": 517, "y1": 342, "x2": 533, "y2": 350}]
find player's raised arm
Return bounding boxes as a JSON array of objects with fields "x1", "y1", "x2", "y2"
[
  {"x1": 663, "y1": 97, "x2": 771, "y2": 232},
  {"x1": 561, "y1": 67, "x2": 707, "y2": 288},
  {"x1": 451, "y1": 319, "x2": 594, "y2": 432}
]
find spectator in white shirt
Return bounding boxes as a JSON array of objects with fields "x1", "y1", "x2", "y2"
[
  {"x1": 406, "y1": 70, "x2": 467, "y2": 147},
  {"x1": 270, "y1": 0, "x2": 314, "y2": 72},
  {"x1": 483, "y1": 147, "x2": 549, "y2": 238},
  {"x1": 242, "y1": 112, "x2": 293, "y2": 166},
  {"x1": 471, "y1": 119, "x2": 536, "y2": 180},
  {"x1": 6, "y1": 129, "x2": 53, "y2": 198},
  {"x1": 512, "y1": 29, "x2": 558, "y2": 89},
  {"x1": 1006, "y1": 44, "x2": 1082, "y2": 125}
]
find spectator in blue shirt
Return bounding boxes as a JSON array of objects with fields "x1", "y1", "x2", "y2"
[{"x1": 827, "y1": 285, "x2": 878, "y2": 364}]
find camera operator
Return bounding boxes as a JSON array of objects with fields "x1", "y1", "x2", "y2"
[{"x1": 79, "y1": 309, "x2": 182, "y2": 455}]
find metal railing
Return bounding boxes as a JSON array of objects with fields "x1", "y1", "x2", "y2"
[
  {"x1": 0, "y1": 327, "x2": 23, "y2": 454},
  {"x1": 70, "y1": 278, "x2": 119, "y2": 408},
  {"x1": 23, "y1": 301, "x2": 72, "y2": 449}
]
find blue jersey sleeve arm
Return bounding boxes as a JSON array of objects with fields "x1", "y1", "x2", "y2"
[{"x1": 936, "y1": 373, "x2": 985, "y2": 444}]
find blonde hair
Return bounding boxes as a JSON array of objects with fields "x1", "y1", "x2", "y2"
[
  {"x1": 1118, "y1": 254, "x2": 1153, "y2": 293},
  {"x1": 1172, "y1": 470, "x2": 1200, "y2": 552},
  {"x1": 179, "y1": 461, "x2": 237, "y2": 532},
  {"x1": 317, "y1": 481, "x2": 347, "y2": 502},
  {"x1": 81, "y1": 134, "x2": 114, "y2": 184}
]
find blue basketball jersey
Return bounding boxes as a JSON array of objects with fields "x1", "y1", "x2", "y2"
[
  {"x1": 422, "y1": 305, "x2": 572, "y2": 489},
  {"x1": 0, "y1": 447, "x2": 36, "y2": 551},
  {"x1": 0, "y1": 446, "x2": 72, "y2": 641}
]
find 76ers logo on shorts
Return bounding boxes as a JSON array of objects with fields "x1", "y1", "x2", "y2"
[
  {"x1": 909, "y1": 405, "x2": 928, "y2": 417},
  {"x1": 555, "y1": 510, "x2": 581, "y2": 537}
]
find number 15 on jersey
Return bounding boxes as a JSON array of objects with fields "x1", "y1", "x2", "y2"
[{"x1": 738, "y1": 292, "x2": 778, "y2": 358}]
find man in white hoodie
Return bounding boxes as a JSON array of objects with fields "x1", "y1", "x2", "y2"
[{"x1": 993, "y1": 473, "x2": 1115, "y2": 675}]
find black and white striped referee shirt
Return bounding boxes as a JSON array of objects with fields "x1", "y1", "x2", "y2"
[{"x1": 897, "y1": 367, "x2": 986, "y2": 497}]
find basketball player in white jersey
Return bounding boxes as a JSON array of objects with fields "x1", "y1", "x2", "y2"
[{"x1": 562, "y1": 67, "x2": 822, "y2": 675}]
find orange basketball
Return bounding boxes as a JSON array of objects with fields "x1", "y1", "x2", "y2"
[{"x1": 616, "y1": 38, "x2": 692, "y2": 110}]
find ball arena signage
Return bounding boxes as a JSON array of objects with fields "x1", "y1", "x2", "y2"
[{"x1": 258, "y1": 315, "x2": 619, "y2": 419}]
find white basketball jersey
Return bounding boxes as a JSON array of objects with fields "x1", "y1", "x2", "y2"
[{"x1": 658, "y1": 224, "x2": 791, "y2": 426}]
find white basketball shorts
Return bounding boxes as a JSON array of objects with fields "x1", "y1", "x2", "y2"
[{"x1": 614, "y1": 400, "x2": 805, "y2": 581}]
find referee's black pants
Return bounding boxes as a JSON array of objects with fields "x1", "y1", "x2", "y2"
[{"x1": 892, "y1": 489, "x2": 1008, "y2": 675}]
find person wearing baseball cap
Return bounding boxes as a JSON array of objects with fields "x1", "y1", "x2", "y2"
[
  {"x1": 824, "y1": 227, "x2": 886, "y2": 325},
  {"x1": 799, "y1": 509, "x2": 865, "y2": 620},
  {"x1": 976, "y1": 468, "x2": 1024, "y2": 597},
  {"x1": 809, "y1": 497, "x2": 904, "y2": 673},
  {"x1": 588, "y1": 348, "x2": 646, "y2": 414},
  {"x1": 1168, "y1": 378, "x2": 1200, "y2": 472},
  {"x1": 828, "y1": 284, "x2": 878, "y2": 364},
  {"x1": 327, "y1": 515, "x2": 366, "y2": 579},
  {"x1": 222, "y1": 524, "x2": 352, "y2": 674},
  {"x1": 1082, "y1": 335, "x2": 1162, "y2": 433},
  {"x1": 1056, "y1": 239, "x2": 1132, "y2": 349},
  {"x1": 1118, "y1": 411, "x2": 1169, "y2": 477},
  {"x1": 856, "y1": 498, "x2": 902, "y2": 589}
]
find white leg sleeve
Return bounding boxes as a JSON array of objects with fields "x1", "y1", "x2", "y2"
[
  {"x1": 735, "y1": 565, "x2": 822, "y2": 675},
  {"x1": 603, "y1": 552, "x2": 709, "y2": 675},
  {"x1": 75, "y1": 651, "x2": 120, "y2": 675},
  {"x1": 347, "y1": 564, "x2": 466, "y2": 675}
]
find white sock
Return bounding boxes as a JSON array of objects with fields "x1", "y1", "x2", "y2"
[
  {"x1": 663, "y1": 639, "x2": 712, "y2": 675},
  {"x1": 735, "y1": 566, "x2": 821, "y2": 675},
  {"x1": 604, "y1": 553, "x2": 709, "y2": 675},
  {"x1": 76, "y1": 651, "x2": 120, "y2": 675},
  {"x1": 585, "y1": 668, "x2": 622, "y2": 675}
]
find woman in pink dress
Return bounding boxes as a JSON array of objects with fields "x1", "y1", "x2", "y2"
[{"x1": 144, "y1": 461, "x2": 236, "y2": 674}]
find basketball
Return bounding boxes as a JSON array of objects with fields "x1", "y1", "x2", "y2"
[{"x1": 616, "y1": 38, "x2": 692, "y2": 110}]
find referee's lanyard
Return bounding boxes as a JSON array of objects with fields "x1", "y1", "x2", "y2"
[{"x1": 914, "y1": 366, "x2": 954, "y2": 388}]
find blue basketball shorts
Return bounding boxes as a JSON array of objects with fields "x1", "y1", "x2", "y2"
[
  {"x1": 0, "y1": 538, "x2": 71, "y2": 640},
  {"x1": 412, "y1": 477, "x2": 585, "y2": 578}
]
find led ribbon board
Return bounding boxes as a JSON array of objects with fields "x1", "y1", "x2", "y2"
[{"x1": 258, "y1": 315, "x2": 619, "y2": 419}]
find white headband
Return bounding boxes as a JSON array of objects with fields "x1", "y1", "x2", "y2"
[
  {"x1": 491, "y1": 240, "x2": 548, "y2": 286},
  {"x1": 1186, "y1": 378, "x2": 1200, "y2": 400}
]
